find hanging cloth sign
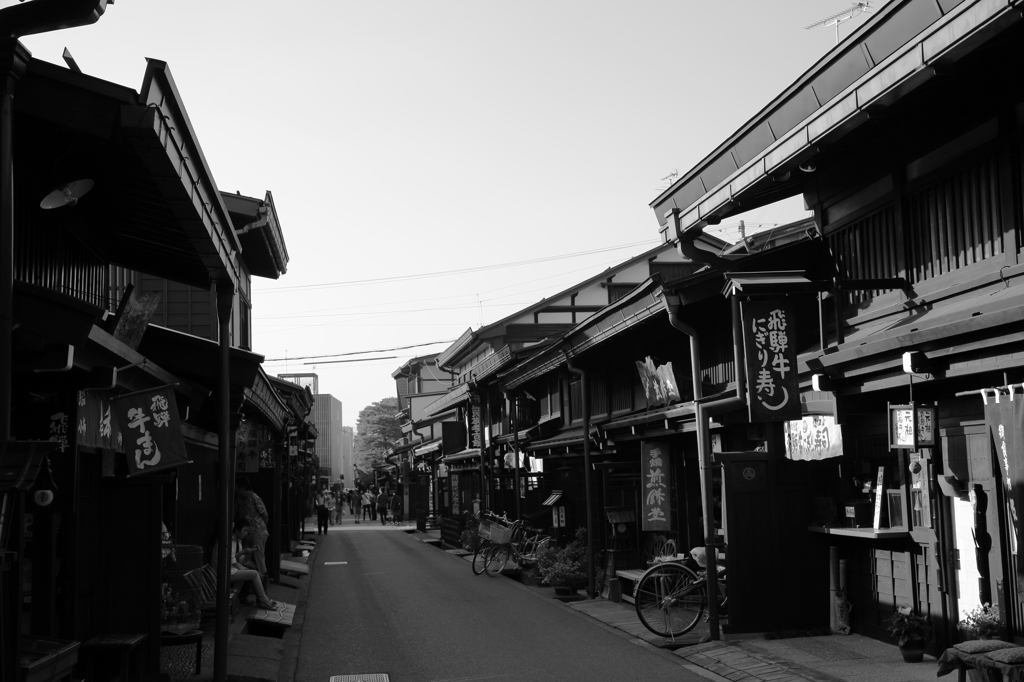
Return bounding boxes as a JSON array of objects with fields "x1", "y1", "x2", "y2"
[
  {"x1": 76, "y1": 390, "x2": 120, "y2": 450},
  {"x1": 741, "y1": 299, "x2": 801, "y2": 423},
  {"x1": 113, "y1": 388, "x2": 188, "y2": 476},
  {"x1": 642, "y1": 440, "x2": 672, "y2": 531},
  {"x1": 984, "y1": 395, "x2": 1024, "y2": 593}
]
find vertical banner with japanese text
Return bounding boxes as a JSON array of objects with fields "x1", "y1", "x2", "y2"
[
  {"x1": 642, "y1": 440, "x2": 672, "y2": 531},
  {"x1": 985, "y1": 398, "x2": 1024, "y2": 593},
  {"x1": 236, "y1": 421, "x2": 259, "y2": 472},
  {"x1": 113, "y1": 388, "x2": 188, "y2": 476},
  {"x1": 741, "y1": 299, "x2": 801, "y2": 423},
  {"x1": 76, "y1": 390, "x2": 120, "y2": 450}
]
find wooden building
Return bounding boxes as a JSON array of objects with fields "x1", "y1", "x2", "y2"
[
  {"x1": 0, "y1": 43, "x2": 301, "y2": 680},
  {"x1": 648, "y1": 0, "x2": 1024, "y2": 649}
]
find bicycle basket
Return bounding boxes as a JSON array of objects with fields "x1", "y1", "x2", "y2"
[{"x1": 478, "y1": 519, "x2": 513, "y2": 544}]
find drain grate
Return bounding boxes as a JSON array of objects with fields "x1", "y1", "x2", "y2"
[{"x1": 329, "y1": 675, "x2": 389, "y2": 682}]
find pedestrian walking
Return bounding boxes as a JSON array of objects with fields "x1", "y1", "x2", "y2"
[
  {"x1": 352, "y1": 488, "x2": 362, "y2": 524},
  {"x1": 390, "y1": 490, "x2": 403, "y2": 526},
  {"x1": 377, "y1": 491, "x2": 389, "y2": 525},
  {"x1": 362, "y1": 489, "x2": 374, "y2": 521},
  {"x1": 347, "y1": 490, "x2": 355, "y2": 515},
  {"x1": 332, "y1": 492, "x2": 343, "y2": 525},
  {"x1": 326, "y1": 491, "x2": 337, "y2": 526},
  {"x1": 234, "y1": 476, "x2": 270, "y2": 584},
  {"x1": 315, "y1": 488, "x2": 330, "y2": 534}
]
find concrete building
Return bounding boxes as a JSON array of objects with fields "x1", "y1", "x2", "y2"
[{"x1": 279, "y1": 373, "x2": 352, "y2": 488}]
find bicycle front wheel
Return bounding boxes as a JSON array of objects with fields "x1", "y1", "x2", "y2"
[
  {"x1": 634, "y1": 562, "x2": 705, "y2": 637},
  {"x1": 484, "y1": 543, "x2": 510, "y2": 577},
  {"x1": 471, "y1": 540, "x2": 492, "y2": 575}
]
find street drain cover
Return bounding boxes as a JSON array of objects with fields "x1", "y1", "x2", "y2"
[{"x1": 329, "y1": 676, "x2": 389, "y2": 682}]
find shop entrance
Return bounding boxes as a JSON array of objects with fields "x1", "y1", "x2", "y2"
[{"x1": 717, "y1": 451, "x2": 835, "y2": 633}]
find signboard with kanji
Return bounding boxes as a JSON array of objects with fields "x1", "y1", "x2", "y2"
[
  {"x1": 783, "y1": 415, "x2": 843, "y2": 460},
  {"x1": 742, "y1": 299, "x2": 801, "y2": 422},
  {"x1": 76, "y1": 390, "x2": 120, "y2": 450},
  {"x1": 889, "y1": 403, "x2": 935, "y2": 450},
  {"x1": 113, "y1": 388, "x2": 188, "y2": 476},
  {"x1": 641, "y1": 440, "x2": 671, "y2": 531},
  {"x1": 236, "y1": 421, "x2": 259, "y2": 472}
]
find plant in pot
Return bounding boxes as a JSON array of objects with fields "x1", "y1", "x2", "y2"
[
  {"x1": 536, "y1": 527, "x2": 588, "y2": 595},
  {"x1": 958, "y1": 603, "x2": 1003, "y2": 641},
  {"x1": 885, "y1": 605, "x2": 931, "y2": 662}
]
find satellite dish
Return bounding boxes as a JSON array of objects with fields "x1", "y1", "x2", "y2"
[{"x1": 40, "y1": 179, "x2": 94, "y2": 210}]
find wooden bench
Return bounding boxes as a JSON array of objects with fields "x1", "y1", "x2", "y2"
[
  {"x1": 182, "y1": 564, "x2": 238, "y2": 622},
  {"x1": 615, "y1": 535, "x2": 676, "y2": 604}
]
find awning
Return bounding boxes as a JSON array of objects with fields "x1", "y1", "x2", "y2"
[
  {"x1": 415, "y1": 441, "x2": 442, "y2": 458},
  {"x1": 443, "y1": 447, "x2": 481, "y2": 463},
  {"x1": 526, "y1": 426, "x2": 601, "y2": 452},
  {"x1": 802, "y1": 280, "x2": 1024, "y2": 376},
  {"x1": 541, "y1": 491, "x2": 563, "y2": 506},
  {"x1": 602, "y1": 402, "x2": 697, "y2": 433},
  {"x1": 423, "y1": 383, "x2": 471, "y2": 418}
]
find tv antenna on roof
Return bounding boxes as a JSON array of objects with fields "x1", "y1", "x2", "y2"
[
  {"x1": 657, "y1": 169, "x2": 680, "y2": 191},
  {"x1": 805, "y1": 2, "x2": 873, "y2": 45}
]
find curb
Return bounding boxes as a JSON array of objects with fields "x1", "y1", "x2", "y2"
[{"x1": 277, "y1": 537, "x2": 315, "y2": 682}]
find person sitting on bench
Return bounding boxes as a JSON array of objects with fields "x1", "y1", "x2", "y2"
[{"x1": 230, "y1": 518, "x2": 279, "y2": 610}]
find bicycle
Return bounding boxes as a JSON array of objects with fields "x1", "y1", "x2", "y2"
[
  {"x1": 482, "y1": 518, "x2": 551, "y2": 577},
  {"x1": 471, "y1": 511, "x2": 511, "y2": 576},
  {"x1": 633, "y1": 548, "x2": 727, "y2": 638}
]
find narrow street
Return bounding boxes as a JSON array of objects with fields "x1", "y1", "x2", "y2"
[{"x1": 295, "y1": 524, "x2": 704, "y2": 682}]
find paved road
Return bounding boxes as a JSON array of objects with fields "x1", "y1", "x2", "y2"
[{"x1": 295, "y1": 523, "x2": 705, "y2": 682}]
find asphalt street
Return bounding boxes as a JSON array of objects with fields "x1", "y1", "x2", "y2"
[{"x1": 294, "y1": 522, "x2": 706, "y2": 682}]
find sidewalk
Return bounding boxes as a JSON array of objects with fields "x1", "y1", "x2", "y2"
[{"x1": 421, "y1": 529, "x2": 940, "y2": 682}]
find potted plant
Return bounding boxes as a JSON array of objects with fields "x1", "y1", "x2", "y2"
[
  {"x1": 959, "y1": 603, "x2": 1003, "y2": 640},
  {"x1": 885, "y1": 606, "x2": 931, "y2": 662},
  {"x1": 536, "y1": 527, "x2": 588, "y2": 595}
]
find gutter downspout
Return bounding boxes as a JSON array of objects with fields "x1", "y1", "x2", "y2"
[
  {"x1": 563, "y1": 351, "x2": 595, "y2": 599},
  {"x1": 664, "y1": 294, "x2": 748, "y2": 641}
]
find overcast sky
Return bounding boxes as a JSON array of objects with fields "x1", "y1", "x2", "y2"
[{"x1": 19, "y1": 1, "x2": 884, "y2": 426}]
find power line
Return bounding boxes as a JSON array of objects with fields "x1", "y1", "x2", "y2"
[
  {"x1": 259, "y1": 239, "x2": 658, "y2": 293},
  {"x1": 264, "y1": 339, "x2": 455, "y2": 363}
]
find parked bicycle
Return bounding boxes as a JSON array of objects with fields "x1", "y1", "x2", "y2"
[
  {"x1": 476, "y1": 515, "x2": 551, "y2": 577},
  {"x1": 470, "y1": 511, "x2": 510, "y2": 576},
  {"x1": 634, "y1": 547, "x2": 728, "y2": 638}
]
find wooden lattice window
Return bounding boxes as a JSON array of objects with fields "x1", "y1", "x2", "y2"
[
  {"x1": 903, "y1": 155, "x2": 1002, "y2": 284},
  {"x1": 826, "y1": 206, "x2": 899, "y2": 308}
]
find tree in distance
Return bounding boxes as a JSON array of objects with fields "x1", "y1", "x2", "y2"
[{"x1": 354, "y1": 397, "x2": 402, "y2": 474}]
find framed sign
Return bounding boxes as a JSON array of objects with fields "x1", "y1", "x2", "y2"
[
  {"x1": 888, "y1": 403, "x2": 936, "y2": 450},
  {"x1": 916, "y1": 405, "x2": 936, "y2": 447},
  {"x1": 890, "y1": 404, "x2": 915, "y2": 449}
]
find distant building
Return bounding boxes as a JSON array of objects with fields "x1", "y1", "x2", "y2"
[{"x1": 279, "y1": 373, "x2": 352, "y2": 487}]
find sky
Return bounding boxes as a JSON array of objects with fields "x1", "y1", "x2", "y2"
[{"x1": 17, "y1": 1, "x2": 885, "y2": 427}]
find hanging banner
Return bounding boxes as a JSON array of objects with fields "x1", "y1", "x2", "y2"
[
  {"x1": 741, "y1": 300, "x2": 801, "y2": 422},
  {"x1": 113, "y1": 388, "x2": 188, "y2": 476},
  {"x1": 235, "y1": 421, "x2": 259, "y2": 472},
  {"x1": 985, "y1": 397, "x2": 1024, "y2": 593},
  {"x1": 783, "y1": 415, "x2": 843, "y2": 460},
  {"x1": 642, "y1": 440, "x2": 671, "y2": 531},
  {"x1": 635, "y1": 357, "x2": 682, "y2": 407},
  {"x1": 76, "y1": 391, "x2": 120, "y2": 450}
]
